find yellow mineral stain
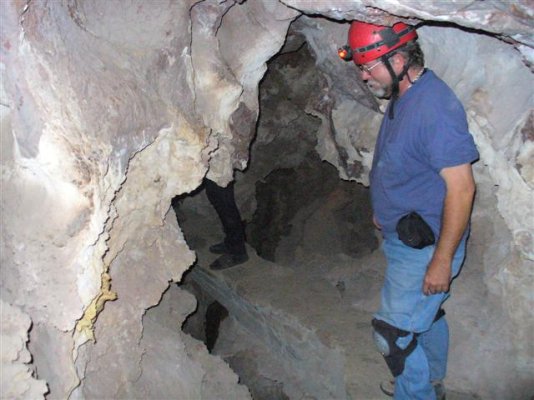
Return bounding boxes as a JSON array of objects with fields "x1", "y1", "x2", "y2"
[{"x1": 75, "y1": 272, "x2": 117, "y2": 340}]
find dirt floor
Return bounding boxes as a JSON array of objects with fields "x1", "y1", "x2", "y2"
[{"x1": 176, "y1": 193, "x2": 481, "y2": 400}]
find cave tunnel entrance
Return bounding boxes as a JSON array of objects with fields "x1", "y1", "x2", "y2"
[
  {"x1": 170, "y1": 33, "x2": 389, "y2": 400},
  {"x1": 175, "y1": 30, "x2": 378, "y2": 269},
  {"x1": 238, "y1": 38, "x2": 378, "y2": 266}
]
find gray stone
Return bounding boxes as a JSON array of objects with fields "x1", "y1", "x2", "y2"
[
  {"x1": 0, "y1": 301, "x2": 48, "y2": 399},
  {"x1": 1, "y1": 0, "x2": 533, "y2": 398}
]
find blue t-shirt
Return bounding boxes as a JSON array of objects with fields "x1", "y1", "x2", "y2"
[{"x1": 370, "y1": 69, "x2": 479, "y2": 240}]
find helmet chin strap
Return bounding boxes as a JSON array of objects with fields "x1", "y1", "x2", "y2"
[{"x1": 382, "y1": 54, "x2": 410, "y2": 120}]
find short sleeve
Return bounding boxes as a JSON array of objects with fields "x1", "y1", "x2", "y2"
[{"x1": 424, "y1": 93, "x2": 479, "y2": 172}]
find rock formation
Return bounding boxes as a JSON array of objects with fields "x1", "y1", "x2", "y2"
[{"x1": 1, "y1": 0, "x2": 532, "y2": 399}]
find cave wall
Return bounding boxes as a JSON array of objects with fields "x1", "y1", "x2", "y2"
[
  {"x1": 1, "y1": 0, "x2": 532, "y2": 399},
  {"x1": 236, "y1": 43, "x2": 377, "y2": 265},
  {"x1": 0, "y1": 0, "x2": 293, "y2": 398}
]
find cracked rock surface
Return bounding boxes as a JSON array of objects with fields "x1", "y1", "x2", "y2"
[{"x1": 1, "y1": 0, "x2": 532, "y2": 399}]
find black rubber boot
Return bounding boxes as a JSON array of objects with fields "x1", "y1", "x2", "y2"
[
  {"x1": 209, "y1": 242, "x2": 228, "y2": 254},
  {"x1": 210, "y1": 253, "x2": 249, "y2": 270}
]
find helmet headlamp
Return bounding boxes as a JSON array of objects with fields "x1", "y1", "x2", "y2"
[{"x1": 338, "y1": 45, "x2": 353, "y2": 62}]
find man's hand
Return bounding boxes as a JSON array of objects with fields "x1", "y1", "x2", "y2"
[{"x1": 423, "y1": 255, "x2": 452, "y2": 295}]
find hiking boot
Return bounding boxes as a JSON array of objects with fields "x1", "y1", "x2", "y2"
[
  {"x1": 209, "y1": 253, "x2": 248, "y2": 270},
  {"x1": 379, "y1": 380, "x2": 446, "y2": 400},
  {"x1": 209, "y1": 242, "x2": 228, "y2": 254}
]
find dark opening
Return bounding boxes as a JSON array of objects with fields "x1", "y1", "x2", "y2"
[{"x1": 175, "y1": 35, "x2": 378, "y2": 400}]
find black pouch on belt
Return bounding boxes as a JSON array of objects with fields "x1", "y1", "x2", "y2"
[{"x1": 396, "y1": 212, "x2": 435, "y2": 249}]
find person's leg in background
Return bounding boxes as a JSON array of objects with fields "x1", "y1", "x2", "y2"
[{"x1": 204, "y1": 179, "x2": 248, "y2": 269}]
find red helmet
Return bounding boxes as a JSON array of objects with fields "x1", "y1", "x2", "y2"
[{"x1": 347, "y1": 21, "x2": 417, "y2": 65}]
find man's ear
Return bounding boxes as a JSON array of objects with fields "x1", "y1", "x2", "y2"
[{"x1": 392, "y1": 53, "x2": 404, "y2": 65}]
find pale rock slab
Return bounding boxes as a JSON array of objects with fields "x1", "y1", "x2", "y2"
[
  {"x1": 0, "y1": 0, "x2": 533, "y2": 399},
  {"x1": 1, "y1": 0, "x2": 252, "y2": 398},
  {"x1": 0, "y1": 301, "x2": 48, "y2": 399},
  {"x1": 195, "y1": 0, "x2": 300, "y2": 185},
  {"x1": 138, "y1": 284, "x2": 251, "y2": 399}
]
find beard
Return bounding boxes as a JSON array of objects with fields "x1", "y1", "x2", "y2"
[{"x1": 366, "y1": 79, "x2": 391, "y2": 99}]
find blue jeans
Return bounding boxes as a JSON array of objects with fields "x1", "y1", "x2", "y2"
[{"x1": 375, "y1": 238, "x2": 466, "y2": 400}]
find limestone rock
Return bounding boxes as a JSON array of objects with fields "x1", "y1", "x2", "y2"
[
  {"x1": 0, "y1": 301, "x2": 48, "y2": 399},
  {"x1": 1, "y1": 0, "x2": 533, "y2": 399}
]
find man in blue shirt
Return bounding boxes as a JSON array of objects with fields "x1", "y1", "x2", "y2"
[{"x1": 339, "y1": 22, "x2": 478, "y2": 399}]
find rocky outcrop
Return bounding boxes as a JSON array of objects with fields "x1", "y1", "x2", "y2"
[
  {"x1": 0, "y1": 301, "x2": 48, "y2": 399},
  {"x1": 1, "y1": 0, "x2": 532, "y2": 399}
]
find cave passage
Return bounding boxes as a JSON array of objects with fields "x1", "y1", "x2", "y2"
[
  {"x1": 3, "y1": 0, "x2": 533, "y2": 398},
  {"x1": 175, "y1": 38, "x2": 386, "y2": 400}
]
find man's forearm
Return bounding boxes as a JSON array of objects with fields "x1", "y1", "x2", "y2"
[
  {"x1": 434, "y1": 163, "x2": 476, "y2": 261},
  {"x1": 433, "y1": 185, "x2": 475, "y2": 262},
  {"x1": 423, "y1": 164, "x2": 475, "y2": 295}
]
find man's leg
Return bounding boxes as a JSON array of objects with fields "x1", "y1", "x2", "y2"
[
  {"x1": 373, "y1": 238, "x2": 437, "y2": 399},
  {"x1": 374, "y1": 238, "x2": 465, "y2": 400},
  {"x1": 394, "y1": 340, "x2": 434, "y2": 400},
  {"x1": 419, "y1": 315, "x2": 449, "y2": 383},
  {"x1": 416, "y1": 243, "x2": 465, "y2": 387},
  {"x1": 204, "y1": 179, "x2": 246, "y2": 256},
  {"x1": 395, "y1": 303, "x2": 451, "y2": 399},
  {"x1": 205, "y1": 179, "x2": 248, "y2": 270}
]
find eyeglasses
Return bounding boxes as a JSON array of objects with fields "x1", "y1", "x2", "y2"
[{"x1": 357, "y1": 59, "x2": 383, "y2": 73}]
